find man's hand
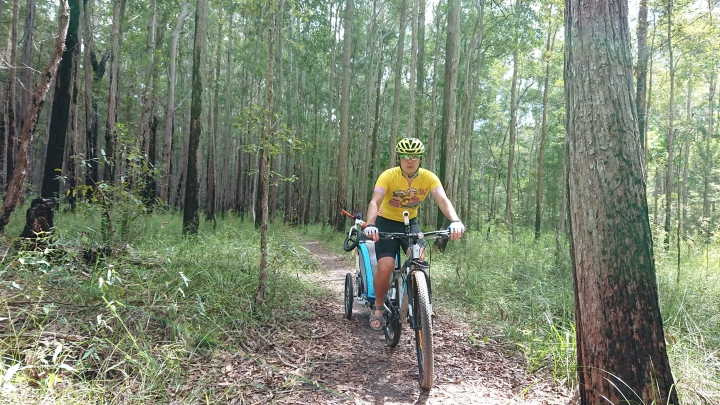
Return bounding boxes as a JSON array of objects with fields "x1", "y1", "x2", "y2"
[
  {"x1": 448, "y1": 221, "x2": 465, "y2": 240},
  {"x1": 364, "y1": 225, "x2": 379, "y2": 242}
]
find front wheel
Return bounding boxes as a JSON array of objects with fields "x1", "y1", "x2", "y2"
[
  {"x1": 413, "y1": 271, "x2": 434, "y2": 389},
  {"x1": 344, "y1": 273, "x2": 354, "y2": 319}
]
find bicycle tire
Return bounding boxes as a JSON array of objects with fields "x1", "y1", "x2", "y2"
[
  {"x1": 344, "y1": 273, "x2": 354, "y2": 320},
  {"x1": 384, "y1": 279, "x2": 402, "y2": 347},
  {"x1": 413, "y1": 271, "x2": 434, "y2": 389}
]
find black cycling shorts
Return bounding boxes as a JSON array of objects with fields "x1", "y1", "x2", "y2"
[{"x1": 374, "y1": 216, "x2": 423, "y2": 260}]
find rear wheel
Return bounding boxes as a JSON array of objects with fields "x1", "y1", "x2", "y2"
[
  {"x1": 384, "y1": 279, "x2": 402, "y2": 347},
  {"x1": 413, "y1": 271, "x2": 434, "y2": 389},
  {"x1": 344, "y1": 273, "x2": 353, "y2": 319}
]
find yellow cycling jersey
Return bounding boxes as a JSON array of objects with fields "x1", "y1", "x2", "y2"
[{"x1": 375, "y1": 167, "x2": 442, "y2": 222}]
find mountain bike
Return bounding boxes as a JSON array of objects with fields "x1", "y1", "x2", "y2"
[{"x1": 342, "y1": 209, "x2": 449, "y2": 389}]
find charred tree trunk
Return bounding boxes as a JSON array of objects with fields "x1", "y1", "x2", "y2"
[
  {"x1": 19, "y1": 197, "x2": 55, "y2": 240},
  {"x1": 42, "y1": 0, "x2": 80, "y2": 200},
  {"x1": 0, "y1": 1, "x2": 70, "y2": 235}
]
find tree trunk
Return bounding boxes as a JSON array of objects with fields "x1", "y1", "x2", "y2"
[
  {"x1": 5, "y1": 0, "x2": 20, "y2": 188},
  {"x1": 222, "y1": 10, "x2": 234, "y2": 212},
  {"x1": 425, "y1": 3, "x2": 441, "y2": 227},
  {"x1": 0, "y1": 0, "x2": 70, "y2": 235},
  {"x1": 66, "y1": 34, "x2": 80, "y2": 210},
  {"x1": 370, "y1": 35, "x2": 384, "y2": 201},
  {"x1": 405, "y1": 0, "x2": 418, "y2": 139},
  {"x1": 269, "y1": 2, "x2": 285, "y2": 226},
  {"x1": 41, "y1": 0, "x2": 80, "y2": 200},
  {"x1": 334, "y1": 0, "x2": 352, "y2": 231},
  {"x1": 458, "y1": 0, "x2": 485, "y2": 221},
  {"x1": 206, "y1": 20, "x2": 222, "y2": 226},
  {"x1": 703, "y1": 69, "x2": 715, "y2": 220},
  {"x1": 635, "y1": 0, "x2": 649, "y2": 162},
  {"x1": 139, "y1": 0, "x2": 157, "y2": 156},
  {"x1": 104, "y1": 0, "x2": 126, "y2": 183},
  {"x1": 389, "y1": 0, "x2": 407, "y2": 168},
  {"x1": 81, "y1": 0, "x2": 98, "y2": 189},
  {"x1": 360, "y1": 0, "x2": 379, "y2": 207},
  {"x1": 415, "y1": 0, "x2": 426, "y2": 141},
  {"x1": 322, "y1": 2, "x2": 337, "y2": 227},
  {"x1": 19, "y1": 0, "x2": 37, "y2": 132},
  {"x1": 535, "y1": 8, "x2": 558, "y2": 239},
  {"x1": 564, "y1": 0, "x2": 678, "y2": 403},
  {"x1": 158, "y1": 3, "x2": 190, "y2": 203},
  {"x1": 256, "y1": 3, "x2": 277, "y2": 305},
  {"x1": 159, "y1": 4, "x2": 190, "y2": 204},
  {"x1": 505, "y1": 0, "x2": 521, "y2": 231},
  {"x1": 436, "y1": 0, "x2": 460, "y2": 229},
  {"x1": 182, "y1": 0, "x2": 208, "y2": 235},
  {"x1": 663, "y1": 1, "x2": 675, "y2": 249},
  {"x1": 681, "y1": 73, "x2": 692, "y2": 237}
]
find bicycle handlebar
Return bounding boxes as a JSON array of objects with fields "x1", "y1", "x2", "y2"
[
  {"x1": 341, "y1": 208, "x2": 450, "y2": 252},
  {"x1": 377, "y1": 230, "x2": 450, "y2": 241}
]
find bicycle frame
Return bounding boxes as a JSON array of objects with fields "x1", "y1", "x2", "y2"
[
  {"x1": 341, "y1": 208, "x2": 449, "y2": 388},
  {"x1": 380, "y1": 228, "x2": 446, "y2": 331}
]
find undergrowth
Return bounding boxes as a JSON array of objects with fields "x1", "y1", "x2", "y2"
[
  {"x1": 430, "y1": 225, "x2": 720, "y2": 404},
  {"x1": 3, "y1": 208, "x2": 718, "y2": 404},
  {"x1": 305, "y1": 220, "x2": 720, "y2": 404},
  {"x1": 0, "y1": 210, "x2": 319, "y2": 404}
]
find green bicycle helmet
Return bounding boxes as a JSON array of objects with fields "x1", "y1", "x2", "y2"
[{"x1": 396, "y1": 137, "x2": 425, "y2": 155}]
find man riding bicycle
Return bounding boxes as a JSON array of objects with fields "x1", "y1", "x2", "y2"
[{"x1": 363, "y1": 137, "x2": 465, "y2": 331}]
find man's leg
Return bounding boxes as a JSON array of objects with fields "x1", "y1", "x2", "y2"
[{"x1": 370, "y1": 256, "x2": 395, "y2": 329}]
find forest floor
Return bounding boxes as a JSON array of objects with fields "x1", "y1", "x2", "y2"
[{"x1": 204, "y1": 241, "x2": 576, "y2": 405}]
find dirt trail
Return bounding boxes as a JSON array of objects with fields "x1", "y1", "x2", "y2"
[
  {"x1": 296, "y1": 241, "x2": 572, "y2": 404},
  {"x1": 210, "y1": 241, "x2": 573, "y2": 404}
]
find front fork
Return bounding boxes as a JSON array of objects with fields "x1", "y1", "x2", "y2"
[{"x1": 404, "y1": 260, "x2": 431, "y2": 331}]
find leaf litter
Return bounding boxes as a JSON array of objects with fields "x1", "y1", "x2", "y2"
[{"x1": 186, "y1": 241, "x2": 574, "y2": 404}]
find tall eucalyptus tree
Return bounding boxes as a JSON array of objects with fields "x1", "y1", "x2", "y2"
[
  {"x1": 19, "y1": 0, "x2": 37, "y2": 132},
  {"x1": 104, "y1": 0, "x2": 126, "y2": 183},
  {"x1": 159, "y1": 4, "x2": 190, "y2": 204},
  {"x1": 334, "y1": 0, "x2": 353, "y2": 231},
  {"x1": 4, "y1": 0, "x2": 20, "y2": 187},
  {"x1": 405, "y1": 0, "x2": 418, "y2": 139},
  {"x1": 663, "y1": 0, "x2": 676, "y2": 249},
  {"x1": 414, "y1": 0, "x2": 426, "y2": 142},
  {"x1": 636, "y1": 0, "x2": 649, "y2": 157},
  {"x1": 564, "y1": 0, "x2": 678, "y2": 402},
  {"x1": 389, "y1": 0, "x2": 408, "y2": 168},
  {"x1": 535, "y1": 3, "x2": 558, "y2": 238},
  {"x1": 257, "y1": 1, "x2": 280, "y2": 304},
  {"x1": 182, "y1": 0, "x2": 208, "y2": 235},
  {"x1": 436, "y1": 0, "x2": 460, "y2": 229}
]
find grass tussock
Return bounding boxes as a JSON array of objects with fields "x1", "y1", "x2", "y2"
[
  {"x1": 429, "y1": 225, "x2": 720, "y2": 404},
  {"x1": 0, "y1": 210, "x2": 319, "y2": 404}
]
